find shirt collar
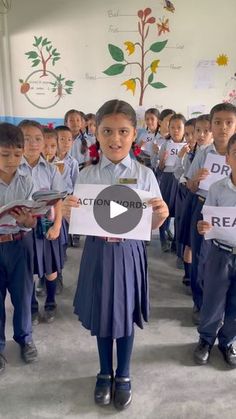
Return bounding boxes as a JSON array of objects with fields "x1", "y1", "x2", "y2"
[
  {"x1": 100, "y1": 153, "x2": 132, "y2": 170},
  {"x1": 0, "y1": 169, "x2": 20, "y2": 185},
  {"x1": 20, "y1": 154, "x2": 47, "y2": 167}
]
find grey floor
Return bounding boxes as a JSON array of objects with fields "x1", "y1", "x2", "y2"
[{"x1": 1, "y1": 237, "x2": 236, "y2": 419}]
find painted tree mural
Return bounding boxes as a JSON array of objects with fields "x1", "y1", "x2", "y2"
[{"x1": 103, "y1": 7, "x2": 170, "y2": 105}]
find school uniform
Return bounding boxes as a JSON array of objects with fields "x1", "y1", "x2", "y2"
[
  {"x1": 186, "y1": 143, "x2": 225, "y2": 310},
  {"x1": 173, "y1": 152, "x2": 194, "y2": 258},
  {"x1": 58, "y1": 153, "x2": 79, "y2": 254},
  {"x1": 73, "y1": 153, "x2": 161, "y2": 339},
  {"x1": 0, "y1": 170, "x2": 34, "y2": 352},
  {"x1": 71, "y1": 132, "x2": 91, "y2": 170},
  {"x1": 198, "y1": 177, "x2": 236, "y2": 348},
  {"x1": 158, "y1": 139, "x2": 181, "y2": 244},
  {"x1": 20, "y1": 156, "x2": 64, "y2": 313}
]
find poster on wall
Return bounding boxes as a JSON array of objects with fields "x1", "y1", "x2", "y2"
[{"x1": 19, "y1": 36, "x2": 75, "y2": 110}]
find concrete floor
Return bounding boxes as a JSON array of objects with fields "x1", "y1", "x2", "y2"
[{"x1": 1, "y1": 237, "x2": 236, "y2": 419}]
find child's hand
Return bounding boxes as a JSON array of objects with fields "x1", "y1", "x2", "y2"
[
  {"x1": 139, "y1": 139, "x2": 146, "y2": 148},
  {"x1": 178, "y1": 144, "x2": 190, "y2": 158},
  {"x1": 197, "y1": 220, "x2": 212, "y2": 235},
  {"x1": 149, "y1": 198, "x2": 169, "y2": 216},
  {"x1": 10, "y1": 208, "x2": 36, "y2": 228},
  {"x1": 62, "y1": 195, "x2": 80, "y2": 222},
  {"x1": 159, "y1": 150, "x2": 169, "y2": 169},
  {"x1": 152, "y1": 143, "x2": 159, "y2": 154},
  {"x1": 46, "y1": 225, "x2": 60, "y2": 240},
  {"x1": 193, "y1": 168, "x2": 209, "y2": 183}
]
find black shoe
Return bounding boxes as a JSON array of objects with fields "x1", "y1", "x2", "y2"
[
  {"x1": 218, "y1": 344, "x2": 236, "y2": 368},
  {"x1": 182, "y1": 276, "x2": 191, "y2": 286},
  {"x1": 71, "y1": 234, "x2": 80, "y2": 247},
  {"x1": 44, "y1": 308, "x2": 56, "y2": 323},
  {"x1": 114, "y1": 377, "x2": 132, "y2": 411},
  {"x1": 192, "y1": 305, "x2": 200, "y2": 325},
  {"x1": 0, "y1": 353, "x2": 7, "y2": 374},
  {"x1": 20, "y1": 341, "x2": 38, "y2": 363},
  {"x1": 161, "y1": 240, "x2": 171, "y2": 253},
  {"x1": 32, "y1": 312, "x2": 40, "y2": 326},
  {"x1": 56, "y1": 273, "x2": 63, "y2": 295},
  {"x1": 194, "y1": 339, "x2": 212, "y2": 365},
  {"x1": 171, "y1": 241, "x2": 177, "y2": 253},
  {"x1": 94, "y1": 373, "x2": 113, "y2": 406}
]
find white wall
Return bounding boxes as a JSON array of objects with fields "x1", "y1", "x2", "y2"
[{"x1": 1, "y1": 0, "x2": 236, "y2": 123}]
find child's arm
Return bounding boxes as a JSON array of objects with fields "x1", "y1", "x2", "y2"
[
  {"x1": 158, "y1": 150, "x2": 169, "y2": 171},
  {"x1": 46, "y1": 200, "x2": 62, "y2": 240},
  {"x1": 62, "y1": 195, "x2": 80, "y2": 223},
  {"x1": 10, "y1": 208, "x2": 37, "y2": 228},
  {"x1": 197, "y1": 220, "x2": 212, "y2": 235},
  {"x1": 149, "y1": 198, "x2": 169, "y2": 229},
  {"x1": 187, "y1": 168, "x2": 209, "y2": 192}
]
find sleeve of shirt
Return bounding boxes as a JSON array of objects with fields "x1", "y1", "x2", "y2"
[
  {"x1": 204, "y1": 183, "x2": 218, "y2": 206},
  {"x1": 71, "y1": 159, "x2": 80, "y2": 189},
  {"x1": 136, "y1": 128, "x2": 147, "y2": 145},
  {"x1": 24, "y1": 175, "x2": 34, "y2": 199},
  {"x1": 185, "y1": 149, "x2": 205, "y2": 180},
  {"x1": 173, "y1": 156, "x2": 184, "y2": 180},
  {"x1": 147, "y1": 169, "x2": 163, "y2": 198},
  {"x1": 50, "y1": 166, "x2": 65, "y2": 191},
  {"x1": 158, "y1": 142, "x2": 167, "y2": 163}
]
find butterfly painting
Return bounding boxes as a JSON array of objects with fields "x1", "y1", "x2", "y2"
[
  {"x1": 163, "y1": 0, "x2": 175, "y2": 13},
  {"x1": 157, "y1": 17, "x2": 170, "y2": 36}
]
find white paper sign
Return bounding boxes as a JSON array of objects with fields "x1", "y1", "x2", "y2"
[
  {"x1": 199, "y1": 154, "x2": 231, "y2": 191},
  {"x1": 194, "y1": 59, "x2": 215, "y2": 89},
  {"x1": 69, "y1": 184, "x2": 155, "y2": 240},
  {"x1": 165, "y1": 142, "x2": 186, "y2": 166},
  {"x1": 202, "y1": 205, "x2": 236, "y2": 246}
]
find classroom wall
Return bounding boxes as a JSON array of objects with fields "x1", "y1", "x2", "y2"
[{"x1": 0, "y1": 0, "x2": 236, "y2": 125}]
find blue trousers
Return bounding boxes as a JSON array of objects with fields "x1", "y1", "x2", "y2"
[
  {"x1": 0, "y1": 232, "x2": 34, "y2": 352},
  {"x1": 96, "y1": 329, "x2": 134, "y2": 377},
  {"x1": 198, "y1": 244, "x2": 236, "y2": 347},
  {"x1": 190, "y1": 196, "x2": 204, "y2": 310}
]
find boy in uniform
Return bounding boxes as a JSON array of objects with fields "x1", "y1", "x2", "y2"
[
  {"x1": 194, "y1": 133, "x2": 236, "y2": 367},
  {"x1": 0, "y1": 123, "x2": 38, "y2": 374}
]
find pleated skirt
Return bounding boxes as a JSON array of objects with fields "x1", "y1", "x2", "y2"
[
  {"x1": 32, "y1": 228, "x2": 64, "y2": 278},
  {"x1": 73, "y1": 236, "x2": 148, "y2": 339},
  {"x1": 159, "y1": 172, "x2": 179, "y2": 217},
  {"x1": 178, "y1": 190, "x2": 195, "y2": 247},
  {"x1": 175, "y1": 183, "x2": 189, "y2": 243}
]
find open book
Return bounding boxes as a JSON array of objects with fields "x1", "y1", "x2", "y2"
[{"x1": 0, "y1": 190, "x2": 67, "y2": 226}]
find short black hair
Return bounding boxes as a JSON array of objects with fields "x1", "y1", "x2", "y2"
[
  {"x1": 0, "y1": 122, "x2": 24, "y2": 148},
  {"x1": 64, "y1": 109, "x2": 81, "y2": 125},
  {"x1": 18, "y1": 119, "x2": 44, "y2": 135},
  {"x1": 55, "y1": 125, "x2": 72, "y2": 133},
  {"x1": 185, "y1": 118, "x2": 196, "y2": 128},
  {"x1": 227, "y1": 133, "x2": 236, "y2": 153},
  {"x1": 169, "y1": 113, "x2": 186, "y2": 125},
  {"x1": 195, "y1": 114, "x2": 210, "y2": 124},
  {"x1": 43, "y1": 127, "x2": 58, "y2": 140},
  {"x1": 210, "y1": 103, "x2": 236, "y2": 122},
  {"x1": 159, "y1": 109, "x2": 175, "y2": 121},
  {"x1": 145, "y1": 108, "x2": 160, "y2": 119}
]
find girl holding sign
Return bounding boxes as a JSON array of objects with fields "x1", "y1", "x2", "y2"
[
  {"x1": 194, "y1": 134, "x2": 236, "y2": 367},
  {"x1": 186, "y1": 103, "x2": 236, "y2": 325},
  {"x1": 158, "y1": 113, "x2": 186, "y2": 252},
  {"x1": 63, "y1": 100, "x2": 168, "y2": 411}
]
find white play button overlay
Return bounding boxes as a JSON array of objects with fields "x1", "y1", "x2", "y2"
[{"x1": 110, "y1": 201, "x2": 128, "y2": 219}]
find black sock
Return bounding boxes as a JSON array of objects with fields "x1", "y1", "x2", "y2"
[
  {"x1": 45, "y1": 279, "x2": 57, "y2": 309},
  {"x1": 184, "y1": 262, "x2": 191, "y2": 279}
]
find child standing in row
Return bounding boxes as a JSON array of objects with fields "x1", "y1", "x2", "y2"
[
  {"x1": 0, "y1": 123, "x2": 38, "y2": 373},
  {"x1": 194, "y1": 133, "x2": 236, "y2": 367},
  {"x1": 19, "y1": 120, "x2": 64, "y2": 324},
  {"x1": 64, "y1": 100, "x2": 168, "y2": 410},
  {"x1": 158, "y1": 113, "x2": 186, "y2": 252},
  {"x1": 186, "y1": 103, "x2": 236, "y2": 324},
  {"x1": 64, "y1": 109, "x2": 90, "y2": 170}
]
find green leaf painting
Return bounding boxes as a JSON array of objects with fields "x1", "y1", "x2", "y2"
[
  {"x1": 150, "y1": 82, "x2": 167, "y2": 89},
  {"x1": 108, "y1": 44, "x2": 125, "y2": 62},
  {"x1": 103, "y1": 64, "x2": 126, "y2": 76},
  {"x1": 149, "y1": 40, "x2": 168, "y2": 53}
]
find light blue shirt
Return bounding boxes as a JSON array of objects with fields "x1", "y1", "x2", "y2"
[
  {"x1": 0, "y1": 169, "x2": 33, "y2": 234},
  {"x1": 186, "y1": 143, "x2": 220, "y2": 198},
  {"x1": 204, "y1": 176, "x2": 236, "y2": 247},
  {"x1": 71, "y1": 133, "x2": 91, "y2": 166},
  {"x1": 60, "y1": 153, "x2": 79, "y2": 193},
  {"x1": 75, "y1": 153, "x2": 162, "y2": 197},
  {"x1": 20, "y1": 155, "x2": 64, "y2": 192}
]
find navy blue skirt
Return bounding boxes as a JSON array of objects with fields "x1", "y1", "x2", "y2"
[
  {"x1": 175, "y1": 183, "x2": 189, "y2": 243},
  {"x1": 73, "y1": 237, "x2": 148, "y2": 339},
  {"x1": 32, "y1": 227, "x2": 64, "y2": 278},
  {"x1": 60, "y1": 218, "x2": 69, "y2": 247},
  {"x1": 159, "y1": 172, "x2": 179, "y2": 217},
  {"x1": 178, "y1": 190, "x2": 195, "y2": 247}
]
